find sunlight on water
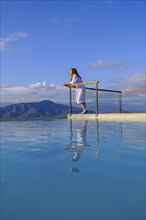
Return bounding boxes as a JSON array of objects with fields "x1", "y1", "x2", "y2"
[{"x1": 1, "y1": 119, "x2": 145, "y2": 220}]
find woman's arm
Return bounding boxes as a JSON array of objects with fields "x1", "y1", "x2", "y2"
[
  {"x1": 63, "y1": 83, "x2": 71, "y2": 87},
  {"x1": 70, "y1": 74, "x2": 78, "y2": 84}
]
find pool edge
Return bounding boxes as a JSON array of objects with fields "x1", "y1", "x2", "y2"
[{"x1": 67, "y1": 113, "x2": 146, "y2": 122}]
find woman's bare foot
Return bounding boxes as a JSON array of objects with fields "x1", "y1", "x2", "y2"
[{"x1": 81, "y1": 109, "x2": 87, "y2": 114}]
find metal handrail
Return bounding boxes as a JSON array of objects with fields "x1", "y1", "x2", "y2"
[
  {"x1": 63, "y1": 81, "x2": 99, "y2": 115},
  {"x1": 85, "y1": 87, "x2": 122, "y2": 113},
  {"x1": 63, "y1": 81, "x2": 146, "y2": 115},
  {"x1": 86, "y1": 87, "x2": 121, "y2": 93},
  {"x1": 65, "y1": 81, "x2": 99, "y2": 87},
  {"x1": 122, "y1": 88, "x2": 146, "y2": 93}
]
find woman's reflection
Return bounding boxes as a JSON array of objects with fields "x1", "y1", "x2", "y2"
[
  {"x1": 64, "y1": 120, "x2": 100, "y2": 172},
  {"x1": 64, "y1": 120, "x2": 88, "y2": 162}
]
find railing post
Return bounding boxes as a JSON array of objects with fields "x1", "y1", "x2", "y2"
[
  {"x1": 119, "y1": 92, "x2": 122, "y2": 113},
  {"x1": 96, "y1": 82, "x2": 98, "y2": 115},
  {"x1": 69, "y1": 87, "x2": 72, "y2": 115}
]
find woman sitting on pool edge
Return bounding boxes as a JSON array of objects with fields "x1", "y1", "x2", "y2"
[{"x1": 63, "y1": 68, "x2": 87, "y2": 114}]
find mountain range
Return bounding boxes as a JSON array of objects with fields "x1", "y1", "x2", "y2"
[
  {"x1": 1, "y1": 99, "x2": 144, "y2": 122},
  {"x1": 0, "y1": 100, "x2": 82, "y2": 121}
]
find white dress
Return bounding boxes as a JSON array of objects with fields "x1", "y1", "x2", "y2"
[{"x1": 70, "y1": 74, "x2": 86, "y2": 104}]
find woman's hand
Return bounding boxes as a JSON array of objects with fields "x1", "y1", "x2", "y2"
[{"x1": 63, "y1": 83, "x2": 70, "y2": 87}]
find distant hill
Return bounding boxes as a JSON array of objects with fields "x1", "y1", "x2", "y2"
[{"x1": 0, "y1": 100, "x2": 82, "y2": 121}]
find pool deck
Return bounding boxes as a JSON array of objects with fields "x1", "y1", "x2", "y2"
[{"x1": 68, "y1": 113, "x2": 146, "y2": 122}]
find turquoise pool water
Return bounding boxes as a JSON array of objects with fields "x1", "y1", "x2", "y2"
[{"x1": 1, "y1": 119, "x2": 145, "y2": 220}]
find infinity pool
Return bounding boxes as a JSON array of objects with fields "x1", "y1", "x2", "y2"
[{"x1": 1, "y1": 119, "x2": 145, "y2": 220}]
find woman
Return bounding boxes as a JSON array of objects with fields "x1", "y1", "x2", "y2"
[{"x1": 64, "y1": 68, "x2": 87, "y2": 114}]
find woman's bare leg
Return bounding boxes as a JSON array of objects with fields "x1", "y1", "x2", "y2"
[{"x1": 80, "y1": 102, "x2": 87, "y2": 114}]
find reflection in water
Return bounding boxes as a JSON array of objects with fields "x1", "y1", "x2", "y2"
[
  {"x1": 1, "y1": 120, "x2": 145, "y2": 220},
  {"x1": 64, "y1": 120, "x2": 100, "y2": 172}
]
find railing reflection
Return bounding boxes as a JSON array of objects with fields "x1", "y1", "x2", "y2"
[{"x1": 64, "y1": 119, "x2": 100, "y2": 172}]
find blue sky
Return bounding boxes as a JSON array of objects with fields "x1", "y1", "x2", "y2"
[{"x1": 0, "y1": 0, "x2": 145, "y2": 108}]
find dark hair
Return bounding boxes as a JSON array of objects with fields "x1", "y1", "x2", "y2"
[{"x1": 70, "y1": 68, "x2": 81, "y2": 81}]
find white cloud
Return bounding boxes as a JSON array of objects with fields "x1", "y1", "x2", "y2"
[
  {"x1": 107, "y1": 72, "x2": 146, "y2": 90},
  {"x1": 122, "y1": 72, "x2": 146, "y2": 90},
  {"x1": 0, "y1": 84, "x2": 12, "y2": 88},
  {"x1": 1, "y1": 73, "x2": 145, "y2": 112},
  {"x1": 0, "y1": 41, "x2": 7, "y2": 51},
  {"x1": 1, "y1": 82, "x2": 68, "y2": 105},
  {"x1": 0, "y1": 32, "x2": 28, "y2": 51},
  {"x1": 27, "y1": 81, "x2": 56, "y2": 89},
  {"x1": 90, "y1": 59, "x2": 130, "y2": 71},
  {"x1": 97, "y1": 72, "x2": 146, "y2": 111}
]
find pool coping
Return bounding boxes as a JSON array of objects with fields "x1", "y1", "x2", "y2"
[{"x1": 68, "y1": 113, "x2": 146, "y2": 122}]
